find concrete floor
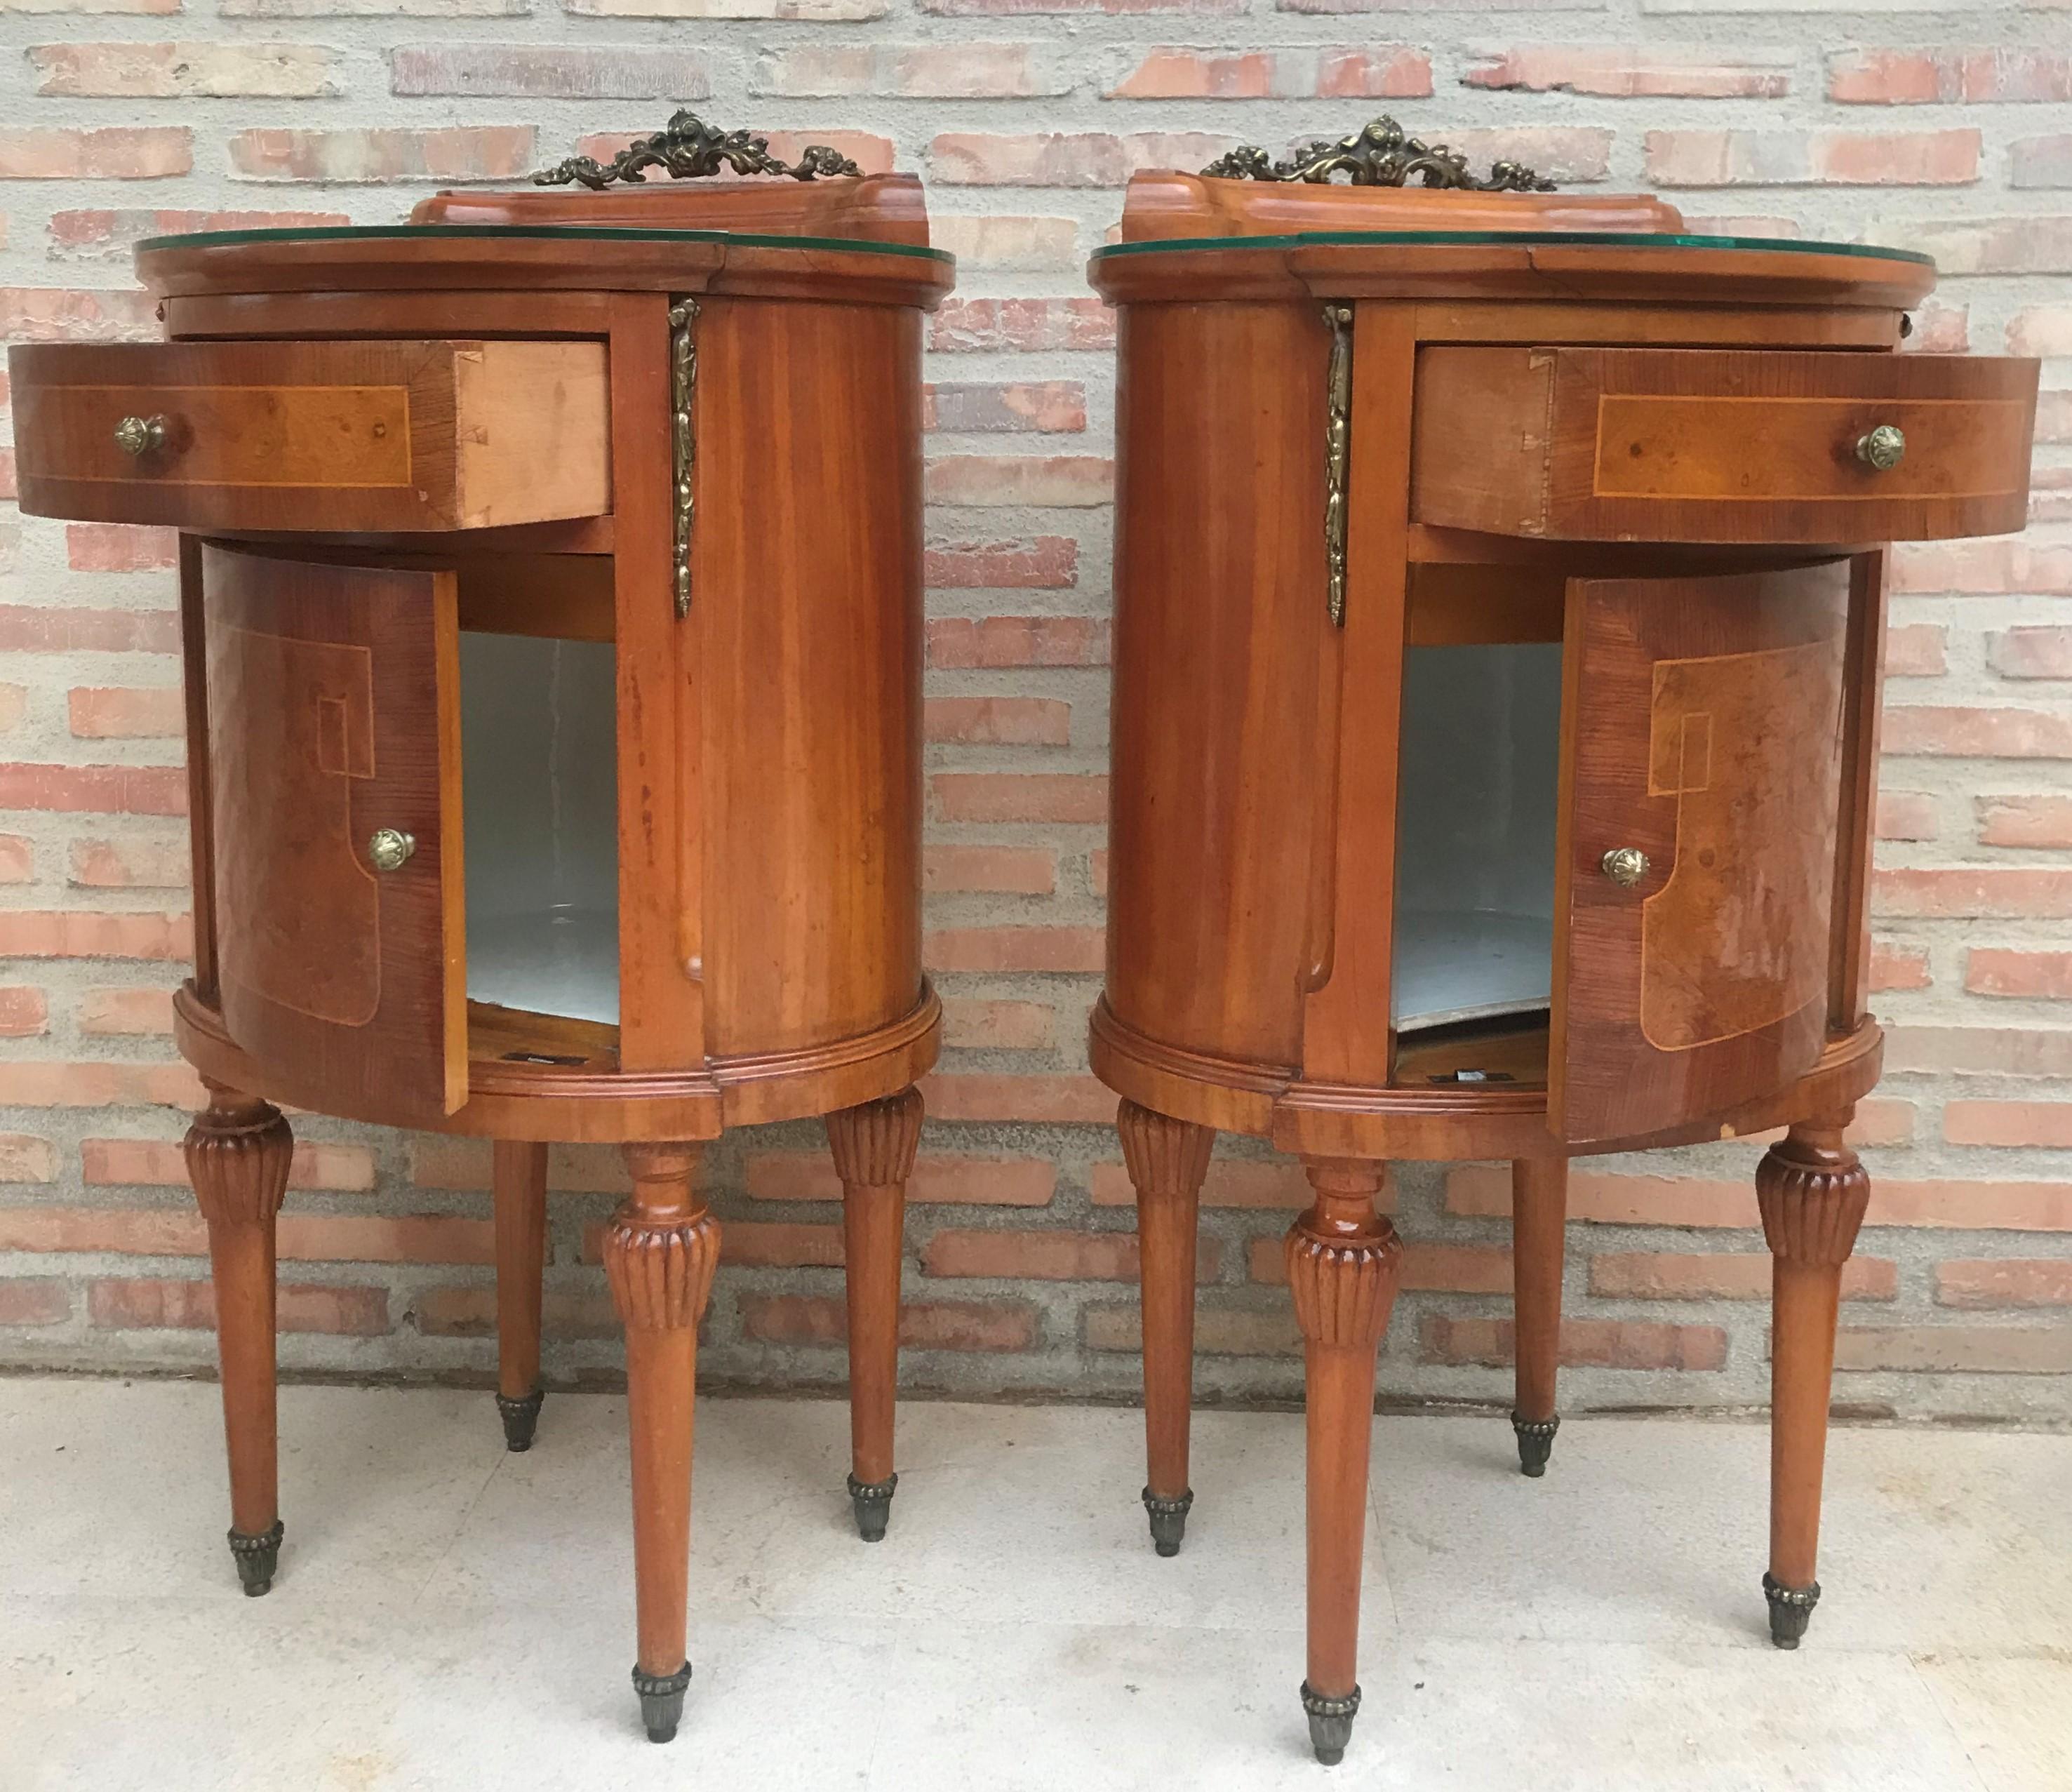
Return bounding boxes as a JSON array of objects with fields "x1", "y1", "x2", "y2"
[{"x1": 1, "y1": 1379, "x2": 2066, "y2": 1791}]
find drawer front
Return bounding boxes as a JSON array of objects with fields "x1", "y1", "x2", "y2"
[
  {"x1": 11, "y1": 338, "x2": 608, "y2": 532},
  {"x1": 1412, "y1": 347, "x2": 2036, "y2": 543}
]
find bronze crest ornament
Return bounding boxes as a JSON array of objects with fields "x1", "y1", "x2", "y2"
[
  {"x1": 535, "y1": 110, "x2": 863, "y2": 191},
  {"x1": 1201, "y1": 116, "x2": 1556, "y2": 193}
]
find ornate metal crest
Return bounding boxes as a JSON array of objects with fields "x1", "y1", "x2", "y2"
[
  {"x1": 1201, "y1": 116, "x2": 1556, "y2": 193},
  {"x1": 533, "y1": 109, "x2": 863, "y2": 191}
]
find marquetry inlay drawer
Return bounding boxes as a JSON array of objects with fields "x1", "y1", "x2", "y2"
[
  {"x1": 9, "y1": 338, "x2": 610, "y2": 533},
  {"x1": 1409, "y1": 346, "x2": 2037, "y2": 544}
]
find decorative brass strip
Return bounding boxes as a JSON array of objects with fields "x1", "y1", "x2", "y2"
[
  {"x1": 1323, "y1": 304, "x2": 1353, "y2": 629},
  {"x1": 1203, "y1": 116, "x2": 1555, "y2": 193},
  {"x1": 669, "y1": 297, "x2": 699, "y2": 620},
  {"x1": 535, "y1": 110, "x2": 862, "y2": 190}
]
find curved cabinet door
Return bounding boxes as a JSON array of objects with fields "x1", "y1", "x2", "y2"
[
  {"x1": 1550, "y1": 560, "x2": 1850, "y2": 1145},
  {"x1": 203, "y1": 543, "x2": 466, "y2": 1120}
]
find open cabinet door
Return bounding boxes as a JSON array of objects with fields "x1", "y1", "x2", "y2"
[
  {"x1": 203, "y1": 542, "x2": 466, "y2": 1121},
  {"x1": 1549, "y1": 561, "x2": 1850, "y2": 1145}
]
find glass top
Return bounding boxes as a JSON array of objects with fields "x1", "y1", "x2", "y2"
[
  {"x1": 1092, "y1": 229, "x2": 1933, "y2": 267},
  {"x1": 134, "y1": 222, "x2": 954, "y2": 263}
]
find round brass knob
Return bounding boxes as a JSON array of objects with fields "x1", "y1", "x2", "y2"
[
  {"x1": 113, "y1": 415, "x2": 167, "y2": 458},
  {"x1": 1600, "y1": 846, "x2": 1650, "y2": 888},
  {"x1": 1854, "y1": 424, "x2": 1906, "y2": 472},
  {"x1": 367, "y1": 828, "x2": 417, "y2": 872}
]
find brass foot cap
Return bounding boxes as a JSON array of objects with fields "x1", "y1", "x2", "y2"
[
  {"x1": 1763, "y1": 1572, "x2": 1820, "y2": 1649},
  {"x1": 1142, "y1": 1486, "x2": 1194, "y2": 1558},
  {"x1": 1511, "y1": 1412, "x2": 1560, "y2": 1478},
  {"x1": 227, "y1": 1520, "x2": 283, "y2": 1598},
  {"x1": 848, "y1": 1472, "x2": 897, "y2": 1543},
  {"x1": 496, "y1": 1389, "x2": 544, "y2": 1453},
  {"x1": 633, "y1": 1661, "x2": 693, "y2": 1743},
  {"x1": 1300, "y1": 1682, "x2": 1360, "y2": 1766}
]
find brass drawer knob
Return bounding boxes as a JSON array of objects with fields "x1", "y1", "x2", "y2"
[
  {"x1": 367, "y1": 828, "x2": 417, "y2": 872},
  {"x1": 1600, "y1": 846, "x2": 1650, "y2": 888},
  {"x1": 113, "y1": 414, "x2": 168, "y2": 458},
  {"x1": 1854, "y1": 424, "x2": 1906, "y2": 472}
]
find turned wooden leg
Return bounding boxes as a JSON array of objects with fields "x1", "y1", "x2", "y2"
[
  {"x1": 182, "y1": 1079, "x2": 293, "y2": 1596},
  {"x1": 1757, "y1": 1111, "x2": 1869, "y2": 1650},
  {"x1": 825, "y1": 1087, "x2": 923, "y2": 1542},
  {"x1": 492, "y1": 1139, "x2": 549, "y2": 1452},
  {"x1": 605, "y1": 1142, "x2": 718, "y2": 1744},
  {"x1": 1287, "y1": 1158, "x2": 1404, "y2": 1767},
  {"x1": 1118, "y1": 1099, "x2": 1214, "y2": 1556},
  {"x1": 1510, "y1": 1156, "x2": 1568, "y2": 1478}
]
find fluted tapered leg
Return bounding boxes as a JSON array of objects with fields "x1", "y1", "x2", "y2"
[
  {"x1": 1510, "y1": 1157, "x2": 1568, "y2": 1477},
  {"x1": 1287, "y1": 1158, "x2": 1403, "y2": 1766},
  {"x1": 1118, "y1": 1099, "x2": 1214, "y2": 1556},
  {"x1": 183, "y1": 1080, "x2": 293, "y2": 1596},
  {"x1": 606, "y1": 1142, "x2": 718, "y2": 1742},
  {"x1": 826, "y1": 1088, "x2": 923, "y2": 1542},
  {"x1": 1758, "y1": 1112, "x2": 1869, "y2": 1650},
  {"x1": 492, "y1": 1139, "x2": 548, "y2": 1452}
]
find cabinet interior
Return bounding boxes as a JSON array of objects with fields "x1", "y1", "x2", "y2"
[
  {"x1": 460, "y1": 628, "x2": 620, "y2": 1027},
  {"x1": 1391, "y1": 641, "x2": 1562, "y2": 1055}
]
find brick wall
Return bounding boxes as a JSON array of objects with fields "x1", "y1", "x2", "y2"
[{"x1": 0, "y1": 0, "x2": 2067, "y2": 1425}]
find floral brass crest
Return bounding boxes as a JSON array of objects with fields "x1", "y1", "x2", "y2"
[
  {"x1": 533, "y1": 109, "x2": 863, "y2": 190},
  {"x1": 1201, "y1": 116, "x2": 1556, "y2": 193}
]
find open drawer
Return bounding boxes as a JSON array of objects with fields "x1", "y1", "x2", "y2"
[
  {"x1": 9, "y1": 338, "x2": 609, "y2": 532},
  {"x1": 1410, "y1": 347, "x2": 2036, "y2": 543}
]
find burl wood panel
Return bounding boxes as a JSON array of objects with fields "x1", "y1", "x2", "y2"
[
  {"x1": 203, "y1": 543, "x2": 466, "y2": 1120},
  {"x1": 9, "y1": 339, "x2": 608, "y2": 533},
  {"x1": 1550, "y1": 560, "x2": 1850, "y2": 1144},
  {"x1": 1410, "y1": 347, "x2": 2037, "y2": 543},
  {"x1": 1105, "y1": 301, "x2": 1332, "y2": 1069},
  {"x1": 693, "y1": 298, "x2": 925, "y2": 1057}
]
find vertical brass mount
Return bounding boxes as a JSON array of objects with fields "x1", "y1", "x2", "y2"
[
  {"x1": 1323, "y1": 304, "x2": 1353, "y2": 629},
  {"x1": 668, "y1": 297, "x2": 700, "y2": 620}
]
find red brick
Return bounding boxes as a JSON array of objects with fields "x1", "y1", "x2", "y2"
[
  {"x1": 48, "y1": 210, "x2": 349, "y2": 261},
  {"x1": 567, "y1": 0, "x2": 886, "y2": 18},
  {"x1": 412, "y1": 1137, "x2": 624, "y2": 1195},
  {"x1": 0, "y1": 987, "x2": 48, "y2": 1037},
  {"x1": 89, "y1": 1276, "x2": 389, "y2": 1334},
  {"x1": 1876, "y1": 789, "x2": 1938, "y2": 841},
  {"x1": 753, "y1": 44, "x2": 1067, "y2": 98},
  {"x1": 925, "y1": 381, "x2": 1086, "y2": 433},
  {"x1": 69, "y1": 837, "x2": 189, "y2": 889},
  {"x1": 0, "y1": 606, "x2": 179, "y2": 653},
  {"x1": 1422, "y1": 1315, "x2": 1727, "y2": 1372},
  {"x1": 1588, "y1": 1252, "x2": 1895, "y2": 1301},
  {"x1": 0, "y1": 127, "x2": 190, "y2": 180},
  {"x1": 922, "y1": 1226, "x2": 1219, "y2": 1281},
  {"x1": 68, "y1": 687, "x2": 183, "y2": 740},
  {"x1": 65, "y1": 524, "x2": 178, "y2": 571},
  {"x1": 1977, "y1": 796, "x2": 2072, "y2": 849},
  {"x1": 2030, "y1": 467, "x2": 2072, "y2": 523},
  {"x1": 0, "y1": 911, "x2": 189, "y2": 960},
  {"x1": 0, "y1": 1135, "x2": 60, "y2": 1184},
  {"x1": 0, "y1": 838, "x2": 32, "y2": 884},
  {"x1": 924, "y1": 696, "x2": 1071, "y2": 745},
  {"x1": 1089, "y1": 1158, "x2": 1337, "y2": 1210},
  {"x1": 1890, "y1": 540, "x2": 2072, "y2": 595},
  {"x1": 925, "y1": 925, "x2": 1104, "y2": 973},
  {"x1": 1989, "y1": 627, "x2": 2072, "y2": 679},
  {"x1": 1935, "y1": 1259, "x2": 2072, "y2": 1308},
  {"x1": 1872, "y1": 869, "x2": 2072, "y2": 920},
  {"x1": 1316, "y1": 47, "x2": 1438, "y2": 98},
  {"x1": 1084, "y1": 1303, "x2": 1297, "y2": 1356},
  {"x1": 1448, "y1": 1164, "x2": 1757, "y2": 1228},
  {"x1": 927, "y1": 614, "x2": 1104, "y2": 666},
  {"x1": 2012, "y1": 135, "x2": 2072, "y2": 189},
  {"x1": 942, "y1": 998, "x2": 1055, "y2": 1050},
  {"x1": 83, "y1": 1135, "x2": 375, "y2": 1191},
  {"x1": 1887, "y1": 1027, "x2": 2072, "y2": 1080},
  {"x1": 1248, "y1": 1237, "x2": 1511, "y2": 1292},
  {"x1": 0, "y1": 1281, "x2": 69, "y2": 1326},
  {"x1": 1901, "y1": 301, "x2": 1969, "y2": 354},
  {"x1": 930, "y1": 297, "x2": 1115, "y2": 353},
  {"x1": 921, "y1": 0, "x2": 1242, "y2": 11},
  {"x1": 925, "y1": 455, "x2": 1114, "y2": 507},
  {"x1": 1866, "y1": 1179, "x2": 2072, "y2": 1231},
  {"x1": 0, "y1": 1204, "x2": 494, "y2": 1266},
  {"x1": 918, "y1": 1074, "x2": 1114, "y2": 1124},
  {"x1": 740, "y1": 1292, "x2": 1038, "y2": 1351},
  {"x1": 1882, "y1": 706, "x2": 2072, "y2": 757},
  {"x1": 1828, "y1": 48, "x2": 2072, "y2": 105},
  {"x1": 229, "y1": 127, "x2": 534, "y2": 183},
  {"x1": 746, "y1": 1151, "x2": 1057, "y2": 1207},
  {"x1": 1944, "y1": 1099, "x2": 2072, "y2": 1149},
  {"x1": 926, "y1": 540, "x2": 1081, "y2": 591},
  {"x1": 0, "y1": 288, "x2": 161, "y2": 342},
  {"x1": 389, "y1": 43, "x2": 709, "y2": 97},
  {"x1": 1471, "y1": 45, "x2": 1791, "y2": 98},
  {"x1": 1967, "y1": 949, "x2": 2072, "y2": 999},
  {"x1": 2038, "y1": 391, "x2": 2072, "y2": 442},
  {"x1": 2013, "y1": 309, "x2": 2072, "y2": 357},
  {"x1": 930, "y1": 131, "x2": 1235, "y2": 187},
  {"x1": 923, "y1": 845, "x2": 1056, "y2": 895},
  {"x1": 1868, "y1": 941, "x2": 1931, "y2": 992},
  {"x1": 1834, "y1": 1325, "x2": 2072, "y2": 1375},
  {"x1": 931, "y1": 772, "x2": 1107, "y2": 823},
  {"x1": 30, "y1": 42, "x2": 340, "y2": 97},
  {"x1": 0, "y1": 687, "x2": 26, "y2": 735},
  {"x1": 1645, "y1": 129, "x2": 1979, "y2": 187},
  {"x1": 1109, "y1": 46, "x2": 1429, "y2": 99},
  {"x1": 930, "y1": 215, "x2": 1080, "y2": 270},
  {"x1": 0, "y1": 765, "x2": 186, "y2": 816},
  {"x1": 415, "y1": 1285, "x2": 618, "y2": 1340},
  {"x1": 1884, "y1": 623, "x2": 1948, "y2": 676}
]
